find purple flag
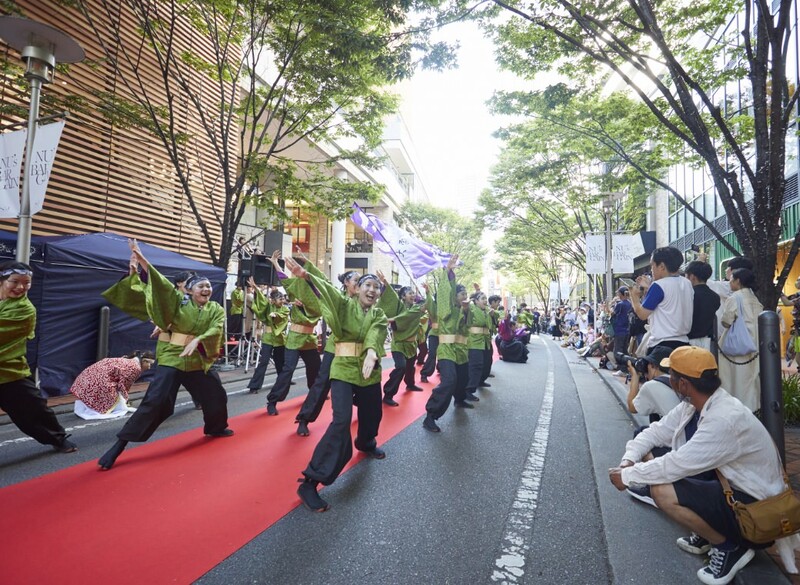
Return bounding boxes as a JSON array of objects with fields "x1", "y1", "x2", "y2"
[{"x1": 350, "y1": 203, "x2": 454, "y2": 278}]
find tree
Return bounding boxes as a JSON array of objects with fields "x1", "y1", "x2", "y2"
[
  {"x1": 400, "y1": 201, "x2": 485, "y2": 286},
  {"x1": 456, "y1": 0, "x2": 799, "y2": 308},
  {"x1": 45, "y1": 0, "x2": 453, "y2": 267},
  {"x1": 479, "y1": 86, "x2": 669, "y2": 297}
]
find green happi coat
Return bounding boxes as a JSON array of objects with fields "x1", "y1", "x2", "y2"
[
  {"x1": 434, "y1": 269, "x2": 469, "y2": 365},
  {"x1": 229, "y1": 287, "x2": 244, "y2": 316},
  {"x1": 517, "y1": 311, "x2": 532, "y2": 327},
  {"x1": 467, "y1": 304, "x2": 492, "y2": 351},
  {"x1": 489, "y1": 308, "x2": 502, "y2": 336},
  {"x1": 250, "y1": 288, "x2": 288, "y2": 347},
  {"x1": 282, "y1": 277, "x2": 321, "y2": 351},
  {"x1": 378, "y1": 285, "x2": 424, "y2": 359},
  {"x1": 425, "y1": 288, "x2": 439, "y2": 337},
  {"x1": 101, "y1": 273, "x2": 150, "y2": 322},
  {"x1": 293, "y1": 273, "x2": 387, "y2": 386},
  {"x1": 304, "y1": 261, "x2": 339, "y2": 355},
  {"x1": 0, "y1": 295, "x2": 36, "y2": 384}
]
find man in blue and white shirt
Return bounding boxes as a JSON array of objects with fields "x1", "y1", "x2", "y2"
[{"x1": 630, "y1": 246, "x2": 694, "y2": 355}]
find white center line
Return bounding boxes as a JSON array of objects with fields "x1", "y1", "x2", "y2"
[{"x1": 491, "y1": 340, "x2": 554, "y2": 583}]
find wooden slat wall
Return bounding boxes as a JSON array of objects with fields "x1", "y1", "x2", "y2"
[{"x1": 0, "y1": 1, "x2": 236, "y2": 264}]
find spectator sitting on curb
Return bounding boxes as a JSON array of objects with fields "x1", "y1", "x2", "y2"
[
  {"x1": 608, "y1": 346, "x2": 788, "y2": 585},
  {"x1": 630, "y1": 246, "x2": 694, "y2": 355},
  {"x1": 625, "y1": 346, "x2": 680, "y2": 424}
]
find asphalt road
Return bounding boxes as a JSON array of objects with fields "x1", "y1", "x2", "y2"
[{"x1": 0, "y1": 337, "x2": 791, "y2": 584}]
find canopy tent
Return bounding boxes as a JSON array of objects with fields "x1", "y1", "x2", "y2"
[{"x1": 0, "y1": 231, "x2": 226, "y2": 396}]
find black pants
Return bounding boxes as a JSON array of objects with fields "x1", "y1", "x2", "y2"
[
  {"x1": 416, "y1": 341, "x2": 428, "y2": 365},
  {"x1": 117, "y1": 366, "x2": 228, "y2": 441},
  {"x1": 420, "y1": 335, "x2": 439, "y2": 377},
  {"x1": 246, "y1": 344, "x2": 285, "y2": 390},
  {"x1": 296, "y1": 351, "x2": 333, "y2": 423},
  {"x1": 267, "y1": 348, "x2": 321, "y2": 404},
  {"x1": 302, "y1": 379, "x2": 383, "y2": 486},
  {"x1": 425, "y1": 359, "x2": 468, "y2": 420},
  {"x1": 613, "y1": 334, "x2": 630, "y2": 368},
  {"x1": 383, "y1": 351, "x2": 417, "y2": 398},
  {"x1": 0, "y1": 377, "x2": 67, "y2": 447},
  {"x1": 466, "y1": 348, "x2": 485, "y2": 393}
]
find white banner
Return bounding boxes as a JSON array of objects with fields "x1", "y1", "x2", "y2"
[
  {"x1": 612, "y1": 234, "x2": 644, "y2": 274},
  {"x1": 0, "y1": 129, "x2": 27, "y2": 218},
  {"x1": 549, "y1": 281, "x2": 559, "y2": 302},
  {"x1": 29, "y1": 120, "x2": 65, "y2": 215},
  {"x1": 585, "y1": 234, "x2": 606, "y2": 274}
]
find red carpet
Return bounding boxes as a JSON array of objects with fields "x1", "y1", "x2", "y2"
[{"x1": 0, "y1": 367, "x2": 436, "y2": 585}]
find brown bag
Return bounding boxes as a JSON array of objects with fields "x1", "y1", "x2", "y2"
[{"x1": 717, "y1": 469, "x2": 800, "y2": 544}]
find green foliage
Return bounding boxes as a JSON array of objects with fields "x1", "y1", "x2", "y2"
[
  {"x1": 783, "y1": 374, "x2": 800, "y2": 425},
  {"x1": 400, "y1": 202, "x2": 485, "y2": 286},
  {"x1": 31, "y1": 0, "x2": 456, "y2": 267}
]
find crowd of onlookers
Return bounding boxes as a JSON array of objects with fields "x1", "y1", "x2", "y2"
[{"x1": 508, "y1": 246, "x2": 800, "y2": 584}]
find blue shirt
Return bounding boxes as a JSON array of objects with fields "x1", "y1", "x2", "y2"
[{"x1": 613, "y1": 299, "x2": 632, "y2": 336}]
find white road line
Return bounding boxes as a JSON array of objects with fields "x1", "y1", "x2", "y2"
[{"x1": 491, "y1": 339, "x2": 554, "y2": 583}]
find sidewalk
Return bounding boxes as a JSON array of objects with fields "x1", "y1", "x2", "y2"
[{"x1": 583, "y1": 352, "x2": 799, "y2": 584}]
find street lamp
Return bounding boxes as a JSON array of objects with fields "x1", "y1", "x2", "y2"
[{"x1": 0, "y1": 17, "x2": 84, "y2": 263}]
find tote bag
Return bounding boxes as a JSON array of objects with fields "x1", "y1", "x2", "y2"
[{"x1": 720, "y1": 295, "x2": 758, "y2": 357}]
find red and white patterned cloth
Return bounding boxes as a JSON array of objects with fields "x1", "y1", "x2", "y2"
[{"x1": 69, "y1": 358, "x2": 142, "y2": 414}]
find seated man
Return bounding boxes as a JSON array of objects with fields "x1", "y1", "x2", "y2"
[
  {"x1": 609, "y1": 346, "x2": 787, "y2": 585},
  {"x1": 625, "y1": 346, "x2": 680, "y2": 423}
]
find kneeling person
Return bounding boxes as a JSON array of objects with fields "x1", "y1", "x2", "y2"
[{"x1": 609, "y1": 346, "x2": 788, "y2": 585}]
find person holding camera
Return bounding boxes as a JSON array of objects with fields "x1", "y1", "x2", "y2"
[
  {"x1": 625, "y1": 346, "x2": 680, "y2": 422},
  {"x1": 630, "y1": 247, "x2": 693, "y2": 354}
]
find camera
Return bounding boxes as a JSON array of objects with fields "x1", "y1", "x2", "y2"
[{"x1": 619, "y1": 354, "x2": 648, "y2": 374}]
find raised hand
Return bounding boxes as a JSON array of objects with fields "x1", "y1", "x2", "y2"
[{"x1": 446, "y1": 254, "x2": 459, "y2": 271}]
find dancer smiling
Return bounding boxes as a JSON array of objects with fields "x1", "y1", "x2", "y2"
[
  {"x1": 282, "y1": 256, "x2": 388, "y2": 512},
  {"x1": 98, "y1": 239, "x2": 232, "y2": 471}
]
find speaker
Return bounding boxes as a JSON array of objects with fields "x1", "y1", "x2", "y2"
[
  {"x1": 250, "y1": 254, "x2": 281, "y2": 285},
  {"x1": 237, "y1": 263, "x2": 251, "y2": 287}
]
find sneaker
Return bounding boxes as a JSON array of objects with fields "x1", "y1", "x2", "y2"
[
  {"x1": 405, "y1": 385, "x2": 424, "y2": 392},
  {"x1": 479, "y1": 382, "x2": 491, "y2": 388},
  {"x1": 297, "y1": 479, "x2": 330, "y2": 512},
  {"x1": 363, "y1": 447, "x2": 386, "y2": 459},
  {"x1": 266, "y1": 402, "x2": 278, "y2": 416},
  {"x1": 464, "y1": 393, "x2": 479, "y2": 402},
  {"x1": 454, "y1": 400, "x2": 474, "y2": 409},
  {"x1": 422, "y1": 415, "x2": 440, "y2": 433},
  {"x1": 296, "y1": 420, "x2": 310, "y2": 436},
  {"x1": 696, "y1": 547, "x2": 754, "y2": 585},
  {"x1": 677, "y1": 533, "x2": 712, "y2": 555},
  {"x1": 382, "y1": 397, "x2": 399, "y2": 407},
  {"x1": 626, "y1": 485, "x2": 657, "y2": 508},
  {"x1": 612, "y1": 370, "x2": 627, "y2": 377}
]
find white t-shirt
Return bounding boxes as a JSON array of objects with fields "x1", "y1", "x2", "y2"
[
  {"x1": 641, "y1": 275, "x2": 694, "y2": 347},
  {"x1": 633, "y1": 377, "x2": 681, "y2": 418}
]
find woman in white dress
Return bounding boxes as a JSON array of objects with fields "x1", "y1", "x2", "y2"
[{"x1": 718, "y1": 268, "x2": 763, "y2": 411}]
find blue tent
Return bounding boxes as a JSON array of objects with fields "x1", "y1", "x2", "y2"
[{"x1": 0, "y1": 231, "x2": 226, "y2": 396}]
